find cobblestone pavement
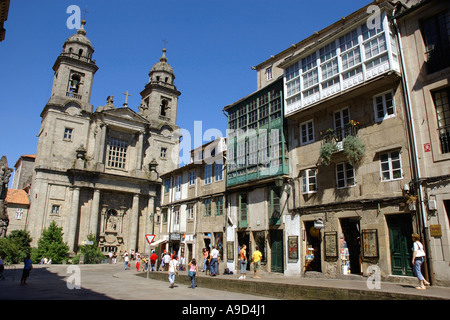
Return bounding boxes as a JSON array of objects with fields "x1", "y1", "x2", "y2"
[{"x1": 0, "y1": 264, "x2": 277, "y2": 300}]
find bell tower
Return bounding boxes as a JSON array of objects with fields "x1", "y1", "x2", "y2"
[
  {"x1": 48, "y1": 20, "x2": 98, "y2": 113},
  {"x1": 139, "y1": 48, "x2": 181, "y2": 128}
]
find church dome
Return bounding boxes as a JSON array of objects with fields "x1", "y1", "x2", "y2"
[
  {"x1": 64, "y1": 20, "x2": 93, "y2": 50},
  {"x1": 150, "y1": 48, "x2": 174, "y2": 75}
]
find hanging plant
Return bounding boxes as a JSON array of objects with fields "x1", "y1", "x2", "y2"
[
  {"x1": 319, "y1": 142, "x2": 338, "y2": 166},
  {"x1": 343, "y1": 135, "x2": 365, "y2": 166}
]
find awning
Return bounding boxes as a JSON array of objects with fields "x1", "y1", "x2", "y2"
[{"x1": 150, "y1": 239, "x2": 167, "y2": 246}]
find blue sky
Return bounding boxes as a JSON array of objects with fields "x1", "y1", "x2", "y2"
[{"x1": 0, "y1": 0, "x2": 369, "y2": 183}]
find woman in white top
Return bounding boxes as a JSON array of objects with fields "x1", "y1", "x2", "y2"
[
  {"x1": 412, "y1": 233, "x2": 430, "y2": 289},
  {"x1": 168, "y1": 255, "x2": 179, "y2": 288}
]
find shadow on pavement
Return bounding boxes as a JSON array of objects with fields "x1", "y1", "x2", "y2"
[{"x1": 0, "y1": 265, "x2": 112, "y2": 300}]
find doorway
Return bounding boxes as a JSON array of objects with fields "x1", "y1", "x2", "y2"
[
  {"x1": 270, "y1": 230, "x2": 283, "y2": 273},
  {"x1": 237, "y1": 231, "x2": 250, "y2": 270},
  {"x1": 387, "y1": 214, "x2": 414, "y2": 276},
  {"x1": 340, "y1": 217, "x2": 361, "y2": 275},
  {"x1": 304, "y1": 221, "x2": 321, "y2": 272}
]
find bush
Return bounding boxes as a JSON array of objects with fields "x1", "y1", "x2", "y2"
[
  {"x1": 74, "y1": 233, "x2": 105, "y2": 264},
  {"x1": 0, "y1": 230, "x2": 32, "y2": 264},
  {"x1": 31, "y1": 221, "x2": 69, "y2": 264}
]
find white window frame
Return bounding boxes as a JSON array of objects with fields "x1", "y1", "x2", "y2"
[
  {"x1": 373, "y1": 90, "x2": 396, "y2": 122},
  {"x1": 189, "y1": 171, "x2": 196, "y2": 186},
  {"x1": 380, "y1": 150, "x2": 402, "y2": 181},
  {"x1": 160, "y1": 147, "x2": 167, "y2": 158},
  {"x1": 215, "y1": 163, "x2": 223, "y2": 182},
  {"x1": 50, "y1": 204, "x2": 60, "y2": 216},
  {"x1": 16, "y1": 208, "x2": 23, "y2": 220},
  {"x1": 107, "y1": 138, "x2": 128, "y2": 169},
  {"x1": 187, "y1": 204, "x2": 194, "y2": 220},
  {"x1": 299, "y1": 120, "x2": 315, "y2": 145},
  {"x1": 336, "y1": 162, "x2": 355, "y2": 189},
  {"x1": 301, "y1": 169, "x2": 317, "y2": 194},
  {"x1": 63, "y1": 127, "x2": 73, "y2": 141},
  {"x1": 266, "y1": 67, "x2": 273, "y2": 81},
  {"x1": 204, "y1": 164, "x2": 212, "y2": 185}
]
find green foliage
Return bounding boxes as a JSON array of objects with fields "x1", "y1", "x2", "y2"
[
  {"x1": 0, "y1": 230, "x2": 32, "y2": 264},
  {"x1": 74, "y1": 233, "x2": 105, "y2": 264},
  {"x1": 343, "y1": 136, "x2": 365, "y2": 166},
  {"x1": 31, "y1": 221, "x2": 69, "y2": 264},
  {"x1": 319, "y1": 142, "x2": 338, "y2": 166}
]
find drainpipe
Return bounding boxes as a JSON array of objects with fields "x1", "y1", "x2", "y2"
[{"x1": 392, "y1": 9, "x2": 435, "y2": 284}]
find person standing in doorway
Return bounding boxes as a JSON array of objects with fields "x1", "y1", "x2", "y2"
[
  {"x1": 412, "y1": 233, "x2": 430, "y2": 289},
  {"x1": 168, "y1": 255, "x2": 179, "y2": 288},
  {"x1": 239, "y1": 244, "x2": 247, "y2": 280},
  {"x1": 202, "y1": 248, "x2": 209, "y2": 272},
  {"x1": 20, "y1": 254, "x2": 33, "y2": 285},
  {"x1": 252, "y1": 246, "x2": 262, "y2": 279}
]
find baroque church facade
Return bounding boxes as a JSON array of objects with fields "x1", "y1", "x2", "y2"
[{"x1": 27, "y1": 20, "x2": 181, "y2": 255}]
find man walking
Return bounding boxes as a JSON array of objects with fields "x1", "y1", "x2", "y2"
[{"x1": 210, "y1": 246, "x2": 220, "y2": 276}]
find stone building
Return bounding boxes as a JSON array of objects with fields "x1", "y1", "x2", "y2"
[
  {"x1": 252, "y1": 0, "x2": 433, "y2": 281},
  {"x1": 394, "y1": 0, "x2": 450, "y2": 286},
  {"x1": 159, "y1": 138, "x2": 226, "y2": 267},
  {"x1": 27, "y1": 20, "x2": 181, "y2": 256},
  {"x1": 223, "y1": 77, "x2": 289, "y2": 274},
  {"x1": 5, "y1": 189, "x2": 30, "y2": 235}
]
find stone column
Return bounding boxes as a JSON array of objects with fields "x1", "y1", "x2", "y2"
[
  {"x1": 136, "y1": 131, "x2": 144, "y2": 170},
  {"x1": 68, "y1": 187, "x2": 81, "y2": 253},
  {"x1": 89, "y1": 189, "x2": 101, "y2": 236},
  {"x1": 128, "y1": 194, "x2": 140, "y2": 251}
]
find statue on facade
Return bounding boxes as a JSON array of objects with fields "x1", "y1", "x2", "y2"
[{"x1": 0, "y1": 156, "x2": 13, "y2": 238}]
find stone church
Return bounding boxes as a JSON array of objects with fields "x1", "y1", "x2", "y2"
[{"x1": 27, "y1": 20, "x2": 181, "y2": 255}]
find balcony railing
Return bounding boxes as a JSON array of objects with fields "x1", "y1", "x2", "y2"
[
  {"x1": 321, "y1": 123, "x2": 359, "y2": 145},
  {"x1": 66, "y1": 91, "x2": 82, "y2": 100}
]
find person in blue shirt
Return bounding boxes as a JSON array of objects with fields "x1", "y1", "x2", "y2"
[{"x1": 20, "y1": 254, "x2": 33, "y2": 285}]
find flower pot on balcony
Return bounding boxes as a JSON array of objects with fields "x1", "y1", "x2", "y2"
[{"x1": 342, "y1": 136, "x2": 365, "y2": 166}]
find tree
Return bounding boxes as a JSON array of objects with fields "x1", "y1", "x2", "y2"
[
  {"x1": 31, "y1": 221, "x2": 69, "y2": 264},
  {"x1": 73, "y1": 233, "x2": 105, "y2": 264},
  {"x1": 0, "y1": 230, "x2": 32, "y2": 264}
]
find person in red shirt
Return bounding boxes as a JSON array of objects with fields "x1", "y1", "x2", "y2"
[{"x1": 150, "y1": 250, "x2": 158, "y2": 272}]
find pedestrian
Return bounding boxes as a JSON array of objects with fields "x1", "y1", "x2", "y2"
[
  {"x1": 202, "y1": 248, "x2": 209, "y2": 272},
  {"x1": 108, "y1": 251, "x2": 113, "y2": 264},
  {"x1": 210, "y1": 245, "x2": 220, "y2": 276},
  {"x1": 179, "y1": 254, "x2": 185, "y2": 271},
  {"x1": 0, "y1": 256, "x2": 4, "y2": 280},
  {"x1": 150, "y1": 250, "x2": 158, "y2": 271},
  {"x1": 163, "y1": 251, "x2": 171, "y2": 271},
  {"x1": 168, "y1": 255, "x2": 179, "y2": 288},
  {"x1": 123, "y1": 251, "x2": 129, "y2": 270},
  {"x1": 188, "y1": 258, "x2": 198, "y2": 289},
  {"x1": 412, "y1": 233, "x2": 430, "y2": 289},
  {"x1": 20, "y1": 254, "x2": 33, "y2": 285},
  {"x1": 252, "y1": 245, "x2": 262, "y2": 279},
  {"x1": 112, "y1": 251, "x2": 117, "y2": 264},
  {"x1": 239, "y1": 244, "x2": 247, "y2": 279},
  {"x1": 135, "y1": 254, "x2": 141, "y2": 272}
]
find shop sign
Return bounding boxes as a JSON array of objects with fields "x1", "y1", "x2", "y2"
[
  {"x1": 314, "y1": 218, "x2": 324, "y2": 229},
  {"x1": 169, "y1": 232, "x2": 181, "y2": 241},
  {"x1": 430, "y1": 225, "x2": 442, "y2": 238}
]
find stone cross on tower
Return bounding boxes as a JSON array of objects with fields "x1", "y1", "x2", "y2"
[{"x1": 123, "y1": 90, "x2": 132, "y2": 107}]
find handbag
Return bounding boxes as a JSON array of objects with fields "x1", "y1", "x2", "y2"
[{"x1": 188, "y1": 270, "x2": 194, "y2": 277}]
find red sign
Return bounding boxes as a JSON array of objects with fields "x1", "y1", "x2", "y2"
[
  {"x1": 145, "y1": 234, "x2": 155, "y2": 245},
  {"x1": 424, "y1": 143, "x2": 431, "y2": 152}
]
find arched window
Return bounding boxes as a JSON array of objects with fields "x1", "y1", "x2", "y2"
[
  {"x1": 69, "y1": 74, "x2": 81, "y2": 93},
  {"x1": 160, "y1": 99, "x2": 168, "y2": 117},
  {"x1": 78, "y1": 49, "x2": 83, "y2": 57}
]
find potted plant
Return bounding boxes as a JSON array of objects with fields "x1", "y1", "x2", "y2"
[
  {"x1": 342, "y1": 135, "x2": 365, "y2": 166},
  {"x1": 319, "y1": 142, "x2": 338, "y2": 166}
]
